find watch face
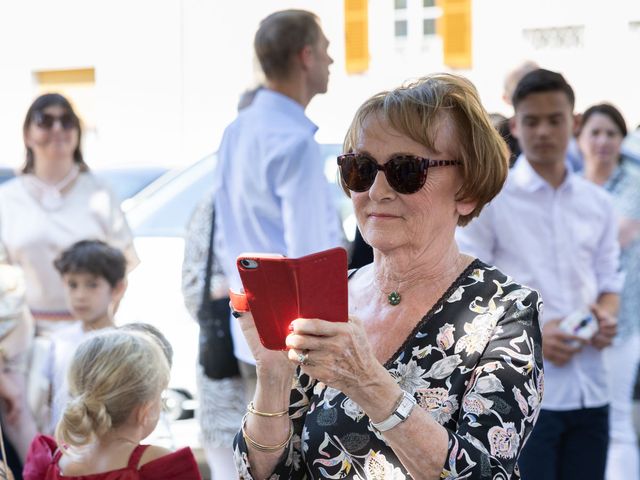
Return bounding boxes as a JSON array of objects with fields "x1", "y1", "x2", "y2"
[{"x1": 397, "y1": 392, "x2": 417, "y2": 418}]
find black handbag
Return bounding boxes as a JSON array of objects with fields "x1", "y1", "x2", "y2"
[{"x1": 197, "y1": 204, "x2": 240, "y2": 380}]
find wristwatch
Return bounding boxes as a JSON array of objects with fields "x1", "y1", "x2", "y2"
[{"x1": 371, "y1": 390, "x2": 417, "y2": 432}]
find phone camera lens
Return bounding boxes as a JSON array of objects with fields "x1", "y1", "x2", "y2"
[{"x1": 240, "y1": 258, "x2": 258, "y2": 269}]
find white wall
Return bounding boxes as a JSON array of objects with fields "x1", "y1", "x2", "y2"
[
  {"x1": 1, "y1": 0, "x2": 639, "y2": 170},
  {"x1": 471, "y1": 0, "x2": 640, "y2": 125}
]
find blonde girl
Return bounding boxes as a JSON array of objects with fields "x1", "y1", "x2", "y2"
[{"x1": 23, "y1": 330, "x2": 201, "y2": 479}]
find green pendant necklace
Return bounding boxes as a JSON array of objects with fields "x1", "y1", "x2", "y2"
[
  {"x1": 387, "y1": 291, "x2": 402, "y2": 306},
  {"x1": 375, "y1": 276, "x2": 402, "y2": 306}
]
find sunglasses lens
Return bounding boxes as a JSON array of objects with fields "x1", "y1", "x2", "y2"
[
  {"x1": 34, "y1": 112, "x2": 76, "y2": 130},
  {"x1": 386, "y1": 156, "x2": 427, "y2": 194},
  {"x1": 60, "y1": 113, "x2": 76, "y2": 129},
  {"x1": 35, "y1": 113, "x2": 54, "y2": 129},
  {"x1": 339, "y1": 155, "x2": 377, "y2": 192}
]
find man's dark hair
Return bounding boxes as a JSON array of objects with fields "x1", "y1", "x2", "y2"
[
  {"x1": 254, "y1": 10, "x2": 320, "y2": 80},
  {"x1": 54, "y1": 240, "x2": 126, "y2": 288},
  {"x1": 512, "y1": 69, "x2": 575, "y2": 110}
]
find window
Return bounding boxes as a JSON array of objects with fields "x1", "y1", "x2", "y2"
[
  {"x1": 394, "y1": 0, "x2": 407, "y2": 9},
  {"x1": 395, "y1": 19, "x2": 408, "y2": 37},
  {"x1": 423, "y1": 18, "x2": 436, "y2": 36},
  {"x1": 423, "y1": 0, "x2": 435, "y2": 7}
]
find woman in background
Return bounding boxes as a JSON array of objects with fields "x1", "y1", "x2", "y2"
[
  {"x1": 0, "y1": 93, "x2": 138, "y2": 334},
  {"x1": 578, "y1": 103, "x2": 640, "y2": 480}
]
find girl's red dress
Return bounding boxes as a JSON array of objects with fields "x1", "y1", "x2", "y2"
[{"x1": 23, "y1": 435, "x2": 202, "y2": 480}]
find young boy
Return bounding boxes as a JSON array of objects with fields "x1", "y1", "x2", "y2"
[{"x1": 45, "y1": 240, "x2": 127, "y2": 433}]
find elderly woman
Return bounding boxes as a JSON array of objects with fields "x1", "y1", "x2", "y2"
[{"x1": 233, "y1": 74, "x2": 544, "y2": 479}]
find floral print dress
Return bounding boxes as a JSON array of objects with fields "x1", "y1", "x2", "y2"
[{"x1": 234, "y1": 260, "x2": 544, "y2": 479}]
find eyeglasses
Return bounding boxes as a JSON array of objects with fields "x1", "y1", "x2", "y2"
[
  {"x1": 337, "y1": 153, "x2": 462, "y2": 194},
  {"x1": 33, "y1": 112, "x2": 77, "y2": 130}
]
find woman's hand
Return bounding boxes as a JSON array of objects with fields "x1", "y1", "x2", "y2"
[
  {"x1": 285, "y1": 316, "x2": 384, "y2": 399},
  {"x1": 235, "y1": 309, "x2": 296, "y2": 380}
]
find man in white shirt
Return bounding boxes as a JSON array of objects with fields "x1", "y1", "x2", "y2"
[
  {"x1": 209, "y1": 10, "x2": 342, "y2": 478},
  {"x1": 215, "y1": 8, "x2": 341, "y2": 368},
  {"x1": 456, "y1": 69, "x2": 621, "y2": 480}
]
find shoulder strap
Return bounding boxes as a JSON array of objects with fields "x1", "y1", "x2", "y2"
[
  {"x1": 52, "y1": 447, "x2": 64, "y2": 463},
  {"x1": 128, "y1": 444, "x2": 150, "y2": 470},
  {"x1": 202, "y1": 199, "x2": 216, "y2": 305},
  {"x1": 347, "y1": 268, "x2": 359, "y2": 279}
]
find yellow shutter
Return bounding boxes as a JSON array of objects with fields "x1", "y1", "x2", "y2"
[
  {"x1": 438, "y1": 0, "x2": 472, "y2": 69},
  {"x1": 344, "y1": 0, "x2": 369, "y2": 74}
]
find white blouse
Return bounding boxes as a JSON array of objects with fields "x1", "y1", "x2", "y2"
[{"x1": 0, "y1": 173, "x2": 139, "y2": 318}]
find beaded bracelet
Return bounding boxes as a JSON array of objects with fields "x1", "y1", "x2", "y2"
[{"x1": 241, "y1": 413, "x2": 294, "y2": 453}]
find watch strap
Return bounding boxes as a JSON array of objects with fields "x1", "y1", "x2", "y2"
[
  {"x1": 229, "y1": 289, "x2": 250, "y2": 313},
  {"x1": 371, "y1": 390, "x2": 417, "y2": 432}
]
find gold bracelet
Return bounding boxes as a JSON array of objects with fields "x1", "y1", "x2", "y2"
[
  {"x1": 247, "y1": 401, "x2": 289, "y2": 418},
  {"x1": 241, "y1": 413, "x2": 293, "y2": 453}
]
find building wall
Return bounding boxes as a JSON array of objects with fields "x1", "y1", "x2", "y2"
[
  {"x1": 1, "y1": 0, "x2": 639, "y2": 170},
  {"x1": 471, "y1": 0, "x2": 640, "y2": 122}
]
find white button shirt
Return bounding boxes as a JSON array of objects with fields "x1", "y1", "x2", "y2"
[
  {"x1": 456, "y1": 156, "x2": 622, "y2": 410},
  {"x1": 213, "y1": 89, "x2": 342, "y2": 364}
]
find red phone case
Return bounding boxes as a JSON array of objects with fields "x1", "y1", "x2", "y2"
[{"x1": 236, "y1": 247, "x2": 348, "y2": 350}]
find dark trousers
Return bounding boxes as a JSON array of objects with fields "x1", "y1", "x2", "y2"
[
  {"x1": 3, "y1": 428, "x2": 22, "y2": 480},
  {"x1": 518, "y1": 406, "x2": 609, "y2": 480}
]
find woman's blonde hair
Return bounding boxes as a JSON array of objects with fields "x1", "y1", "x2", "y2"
[
  {"x1": 55, "y1": 330, "x2": 170, "y2": 448},
  {"x1": 342, "y1": 73, "x2": 510, "y2": 226}
]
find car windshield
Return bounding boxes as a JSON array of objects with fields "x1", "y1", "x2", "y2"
[
  {"x1": 125, "y1": 155, "x2": 217, "y2": 238},
  {"x1": 0, "y1": 168, "x2": 16, "y2": 186},
  {"x1": 95, "y1": 167, "x2": 168, "y2": 202},
  {"x1": 125, "y1": 144, "x2": 350, "y2": 239}
]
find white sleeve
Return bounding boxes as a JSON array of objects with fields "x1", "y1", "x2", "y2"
[
  {"x1": 455, "y1": 205, "x2": 497, "y2": 264},
  {"x1": 594, "y1": 199, "x2": 623, "y2": 294},
  {"x1": 274, "y1": 137, "x2": 342, "y2": 257}
]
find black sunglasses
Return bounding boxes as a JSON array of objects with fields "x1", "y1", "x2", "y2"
[
  {"x1": 33, "y1": 111, "x2": 77, "y2": 130},
  {"x1": 337, "y1": 153, "x2": 462, "y2": 194}
]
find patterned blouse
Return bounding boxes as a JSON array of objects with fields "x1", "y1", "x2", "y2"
[
  {"x1": 234, "y1": 260, "x2": 544, "y2": 479},
  {"x1": 605, "y1": 160, "x2": 640, "y2": 338}
]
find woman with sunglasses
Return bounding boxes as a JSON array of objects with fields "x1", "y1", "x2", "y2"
[
  {"x1": 0, "y1": 93, "x2": 138, "y2": 334},
  {"x1": 233, "y1": 74, "x2": 544, "y2": 479}
]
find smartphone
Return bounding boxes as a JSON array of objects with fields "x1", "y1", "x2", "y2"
[
  {"x1": 559, "y1": 308, "x2": 598, "y2": 346},
  {"x1": 236, "y1": 247, "x2": 348, "y2": 350}
]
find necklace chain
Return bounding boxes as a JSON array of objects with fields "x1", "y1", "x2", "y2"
[{"x1": 373, "y1": 277, "x2": 402, "y2": 306}]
